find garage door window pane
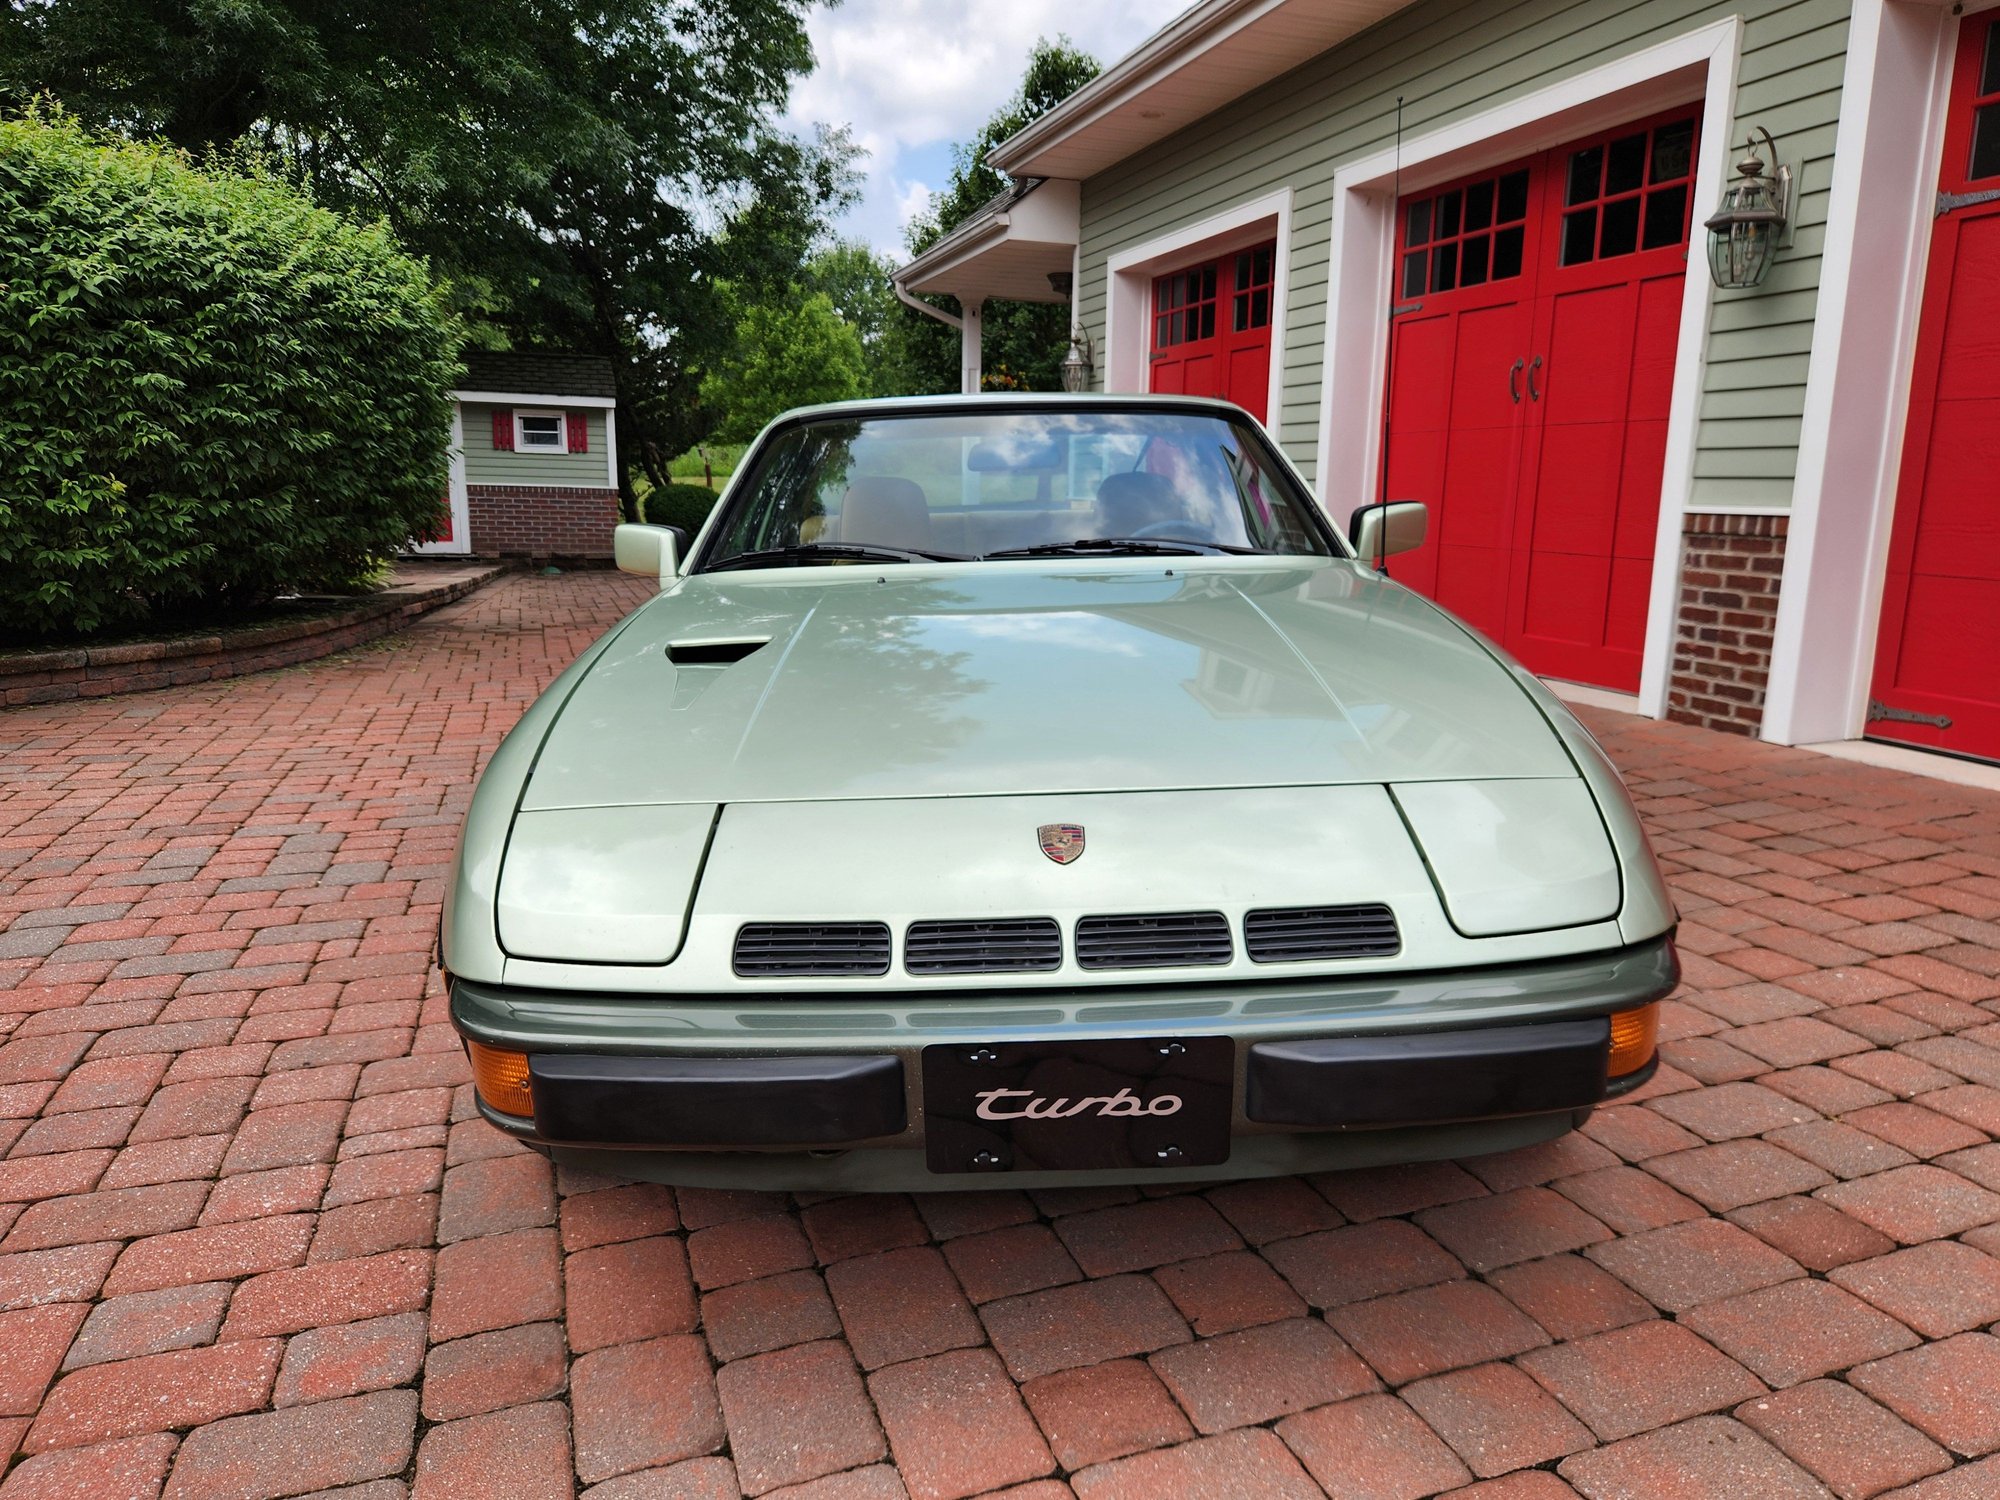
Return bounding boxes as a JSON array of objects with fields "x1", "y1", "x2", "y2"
[
  {"x1": 1406, "y1": 199, "x2": 1432, "y2": 246},
  {"x1": 1464, "y1": 180, "x2": 1494, "y2": 232},
  {"x1": 1567, "y1": 146, "x2": 1603, "y2": 205},
  {"x1": 1984, "y1": 18, "x2": 2000, "y2": 96},
  {"x1": 1606, "y1": 133, "x2": 1647, "y2": 196},
  {"x1": 1651, "y1": 121, "x2": 1695, "y2": 184},
  {"x1": 1498, "y1": 169, "x2": 1530, "y2": 223},
  {"x1": 1431, "y1": 243, "x2": 1457, "y2": 292},
  {"x1": 1460, "y1": 236, "x2": 1490, "y2": 287},
  {"x1": 1492, "y1": 225, "x2": 1525, "y2": 280},
  {"x1": 1599, "y1": 196, "x2": 1641, "y2": 258},
  {"x1": 1560, "y1": 208, "x2": 1597, "y2": 266},
  {"x1": 1642, "y1": 184, "x2": 1688, "y2": 249},
  {"x1": 1973, "y1": 104, "x2": 2000, "y2": 182}
]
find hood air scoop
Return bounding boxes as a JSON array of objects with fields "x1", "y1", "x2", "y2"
[
  {"x1": 667, "y1": 637, "x2": 771, "y2": 666},
  {"x1": 667, "y1": 636, "x2": 771, "y2": 711}
]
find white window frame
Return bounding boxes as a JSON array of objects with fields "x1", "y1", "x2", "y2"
[{"x1": 514, "y1": 408, "x2": 568, "y2": 452}]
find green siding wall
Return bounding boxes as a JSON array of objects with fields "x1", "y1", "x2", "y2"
[
  {"x1": 461, "y1": 404, "x2": 612, "y2": 488},
  {"x1": 1076, "y1": 0, "x2": 1851, "y2": 511}
]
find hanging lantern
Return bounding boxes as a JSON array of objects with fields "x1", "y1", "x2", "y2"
[
  {"x1": 1060, "y1": 329, "x2": 1094, "y2": 393},
  {"x1": 1704, "y1": 128, "x2": 1791, "y2": 290}
]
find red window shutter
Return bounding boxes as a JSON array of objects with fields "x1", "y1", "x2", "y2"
[
  {"x1": 491, "y1": 410, "x2": 514, "y2": 451},
  {"x1": 566, "y1": 412, "x2": 589, "y2": 453}
]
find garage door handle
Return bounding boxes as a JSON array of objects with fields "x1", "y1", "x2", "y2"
[
  {"x1": 1508, "y1": 358, "x2": 1524, "y2": 403},
  {"x1": 1527, "y1": 355, "x2": 1543, "y2": 402}
]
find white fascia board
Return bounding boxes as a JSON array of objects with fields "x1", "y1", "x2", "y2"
[
  {"x1": 990, "y1": 0, "x2": 1280, "y2": 175},
  {"x1": 452, "y1": 391, "x2": 618, "y2": 408},
  {"x1": 896, "y1": 215, "x2": 1014, "y2": 291}
]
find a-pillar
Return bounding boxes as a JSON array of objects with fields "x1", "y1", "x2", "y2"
[{"x1": 961, "y1": 300, "x2": 984, "y2": 394}]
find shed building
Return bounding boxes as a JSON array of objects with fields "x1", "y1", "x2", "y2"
[{"x1": 419, "y1": 352, "x2": 620, "y2": 560}]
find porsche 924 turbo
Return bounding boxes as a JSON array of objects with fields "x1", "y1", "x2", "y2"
[{"x1": 441, "y1": 396, "x2": 1677, "y2": 1189}]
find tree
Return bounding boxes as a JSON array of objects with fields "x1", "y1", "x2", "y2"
[
  {"x1": 805, "y1": 240, "x2": 923, "y2": 397},
  {"x1": 701, "y1": 290, "x2": 867, "y2": 442},
  {"x1": 0, "y1": 112, "x2": 459, "y2": 638},
  {"x1": 898, "y1": 38, "x2": 1100, "y2": 395},
  {"x1": 4, "y1": 0, "x2": 855, "y2": 516}
]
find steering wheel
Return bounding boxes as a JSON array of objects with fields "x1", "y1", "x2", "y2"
[{"x1": 1129, "y1": 520, "x2": 1221, "y2": 543}]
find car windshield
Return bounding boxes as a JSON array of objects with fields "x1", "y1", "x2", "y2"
[{"x1": 697, "y1": 407, "x2": 1335, "y2": 570}]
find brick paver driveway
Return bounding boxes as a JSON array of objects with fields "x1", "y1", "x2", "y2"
[{"x1": 4, "y1": 572, "x2": 2000, "y2": 1499}]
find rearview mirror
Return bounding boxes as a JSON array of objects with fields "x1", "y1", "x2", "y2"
[
  {"x1": 615, "y1": 523, "x2": 686, "y2": 585},
  {"x1": 1348, "y1": 501, "x2": 1428, "y2": 565}
]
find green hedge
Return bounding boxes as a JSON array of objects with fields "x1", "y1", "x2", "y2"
[
  {"x1": 0, "y1": 112, "x2": 461, "y2": 640},
  {"x1": 645, "y1": 481, "x2": 722, "y2": 536}
]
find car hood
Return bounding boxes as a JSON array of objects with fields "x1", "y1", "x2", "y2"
[{"x1": 521, "y1": 557, "x2": 1575, "y2": 811}]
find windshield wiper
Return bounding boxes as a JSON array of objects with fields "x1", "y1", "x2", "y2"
[
  {"x1": 982, "y1": 537, "x2": 1272, "y2": 559},
  {"x1": 707, "y1": 542, "x2": 969, "y2": 571}
]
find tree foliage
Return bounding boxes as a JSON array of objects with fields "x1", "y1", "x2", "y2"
[
  {"x1": 804, "y1": 241, "x2": 923, "y2": 398},
  {"x1": 3, "y1": 0, "x2": 855, "y2": 514},
  {"x1": 701, "y1": 288, "x2": 867, "y2": 442},
  {"x1": 0, "y1": 112, "x2": 459, "y2": 640},
  {"x1": 898, "y1": 38, "x2": 1100, "y2": 396}
]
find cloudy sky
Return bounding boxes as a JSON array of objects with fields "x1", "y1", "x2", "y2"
[{"x1": 783, "y1": 0, "x2": 1191, "y2": 260}]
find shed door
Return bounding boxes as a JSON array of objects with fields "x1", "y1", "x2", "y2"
[
  {"x1": 1150, "y1": 243, "x2": 1276, "y2": 421},
  {"x1": 1869, "y1": 12, "x2": 2000, "y2": 763},
  {"x1": 1381, "y1": 111, "x2": 1696, "y2": 692}
]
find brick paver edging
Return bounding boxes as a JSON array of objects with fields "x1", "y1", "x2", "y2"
[{"x1": 0, "y1": 562, "x2": 507, "y2": 708}]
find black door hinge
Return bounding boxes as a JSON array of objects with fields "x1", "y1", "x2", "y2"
[
  {"x1": 1867, "y1": 698, "x2": 1953, "y2": 730},
  {"x1": 1937, "y1": 186, "x2": 2000, "y2": 217}
]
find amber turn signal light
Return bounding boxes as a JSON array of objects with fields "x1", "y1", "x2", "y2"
[
  {"x1": 467, "y1": 1040, "x2": 534, "y2": 1118},
  {"x1": 1608, "y1": 1003, "x2": 1660, "y2": 1077}
]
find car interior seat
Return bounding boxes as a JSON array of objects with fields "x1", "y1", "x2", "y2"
[{"x1": 838, "y1": 477, "x2": 934, "y2": 552}]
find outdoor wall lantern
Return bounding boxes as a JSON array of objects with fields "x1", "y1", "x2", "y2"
[
  {"x1": 1704, "y1": 127, "x2": 1791, "y2": 290},
  {"x1": 1060, "y1": 328, "x2": 1095, "y2": 393}
]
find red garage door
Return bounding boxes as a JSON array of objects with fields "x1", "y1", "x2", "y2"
[
  {"x1": 1150, "y1": 243, "x2": 1276, "y2": 422},
  {"x1": 1382, "y1": 111, "x2": 1697, "y2": 691},
  {"x1": 1870, "y1": 12, "x2": 2000, "y2": 763}
]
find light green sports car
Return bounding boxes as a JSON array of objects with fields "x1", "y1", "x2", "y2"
[{"x1": 443, "y1": 395, "x2": 1677, "y2": 1190}]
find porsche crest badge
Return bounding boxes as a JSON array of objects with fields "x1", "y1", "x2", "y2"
[{"x1": 1038, "y1": 823, "x2": 1085, "y2": 865}]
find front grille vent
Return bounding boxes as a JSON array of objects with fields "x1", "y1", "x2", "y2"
[
  {"x1": 1244, "y1": 903, "x2": 1401, "y2": 963},
  {"x1": 733, "y1": 922, "x2": 890, "y2": 977},
  {"x1": 905, "y1": 918, "x2": 1061, "y2": 975},
  {"x1": 1075, "y1": 911, "x2": 1232, "y2": 970}
]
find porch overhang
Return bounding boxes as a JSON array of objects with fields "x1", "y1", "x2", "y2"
[
  {"x1": 894, "y1": 178, "x2": 1081, "y2": 307},
  {"x1": 987, "y1": 0, "x2": 1421, "y2": 181},
  {"x1": 893, "y1": 178, "x2": 1082, "y2": 394}
]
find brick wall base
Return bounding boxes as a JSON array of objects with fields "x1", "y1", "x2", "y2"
[
  {"x1": 1666, "y1": 513, "x2": 1789, "y2": 737},
  {"x1": 467, "y1": 485, "x2": 619, "y2": 559}
]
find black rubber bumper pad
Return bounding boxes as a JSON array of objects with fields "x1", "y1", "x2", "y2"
[
  {"x1": 528, "y1": 1052, "x2": 906, "y2": 1147},
  {"x1": 1246, "y1": 1016, "x2": 1612, "y2": 1126}
]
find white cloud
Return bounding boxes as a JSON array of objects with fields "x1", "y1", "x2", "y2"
[{"x1": 785, "y1": 0, "x2": 1191, "y2": 259}]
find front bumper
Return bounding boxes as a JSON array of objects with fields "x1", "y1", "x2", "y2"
[{"x1": 451, "y1": 934, "x2": 1675, "y2": 1187}]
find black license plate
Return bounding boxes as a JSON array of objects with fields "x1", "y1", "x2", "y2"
[{"x1": 922, "y1": 1037, "x2": 1233, "y2": 1174}]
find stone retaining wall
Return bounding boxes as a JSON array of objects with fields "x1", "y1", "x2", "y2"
[{"x1": 0, "y1": 562, "x2": 503, "y2": 708}]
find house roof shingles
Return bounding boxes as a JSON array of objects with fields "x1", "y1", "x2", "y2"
[{"x1": 458, "y1": 351, "x2": 618, "y2": 400}]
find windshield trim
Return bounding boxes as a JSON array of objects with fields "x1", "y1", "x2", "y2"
[{"x1": 687, "y1": 399, "x2": 1350, "y2": 575}]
